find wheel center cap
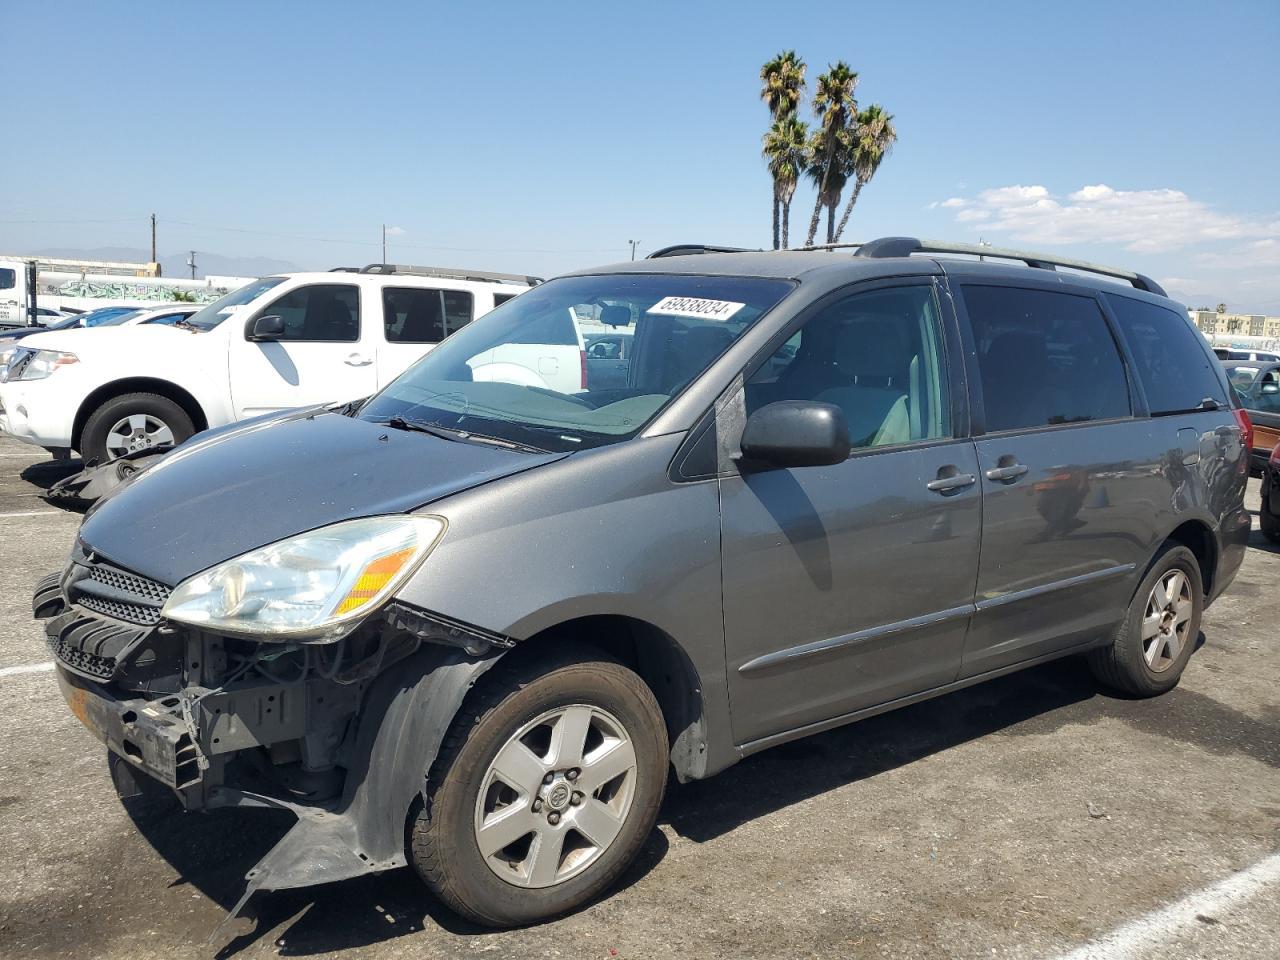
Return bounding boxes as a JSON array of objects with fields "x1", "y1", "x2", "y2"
[{"x1": 546, "y1": 781, "x2": 571, "y2": 810}]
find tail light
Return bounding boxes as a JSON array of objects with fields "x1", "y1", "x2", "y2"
[
  {"x1": 1234, "y1": 407, "x2": 1254, "y2": 454},
  {"x1": 580, "y1": 349, "x2": 588, "y2": 390}
]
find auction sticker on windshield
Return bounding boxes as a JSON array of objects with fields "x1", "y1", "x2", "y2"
[{"x1": 646, "y1": 296, "x2": 745, "y2": 322}]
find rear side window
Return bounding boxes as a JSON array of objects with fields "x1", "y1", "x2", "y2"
[
  {"x1": 1104, "y1": 294, "x2": 1228, "y2": 414},
  {"x1": 0, "y1": 268, "x2": 14, "y2": 290},
  {"x1": 963, "y1": 285, "x2": 1130, "y2": 432},
  {"x1": 493, "y1": 293, "x2": 518, "y2": 307},
  {"x1": 383, "y1": 287, "x2": 473, "y2": 344},
  {"x1": 260, "y1": 284, "x2": 360, "y2": 342}
]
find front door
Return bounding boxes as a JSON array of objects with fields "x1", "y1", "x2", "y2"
[
  {"x1": 228, "y1": 282, "x2": 378, "y2": 417},
  {"x1": 720, "y1": 280, "x2": 981, "y2": 746}
]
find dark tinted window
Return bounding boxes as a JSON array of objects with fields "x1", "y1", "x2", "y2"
[
  {"x1": 259, "y1": 284, "x2": 359, "y2": 342},
  {"x1": 963, "y1": 285, "x2": 1130, "y2": 432},
  {"x1": 382, "y1": 287, "x2": 473, "y2": 343},
  {"x1": 746, "y1": 285, "x2": 951, "y2": 448},
  {"x1": 493, "y1": 292, "x2": 518, "y2": 307},
  {"x1": 1104, "y1": 294, "x2": 1228, "y2": 414},
  {"x1": 0, "y1": 268, "x2": 14, "y2": 290}
]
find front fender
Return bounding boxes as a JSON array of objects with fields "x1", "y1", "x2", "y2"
[{"x1": 221, "y1": 644, "x2": 503, "y2": 895}]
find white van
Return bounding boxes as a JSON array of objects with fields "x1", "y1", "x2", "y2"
[{"x1": 0, "y1": 264, "x2": 539, "y2": 461}]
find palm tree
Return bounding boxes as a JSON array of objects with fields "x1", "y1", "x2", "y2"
[
  {"x1": 803, "y1": 62, "x2": 858, "y2": 246},
  {"x1": 759, "y1": 52, "x2": 806, "y2": 248},
  {"x1": 762, "y1": 115, "x2": 809, "y2": 248},
  {"x1": 832, "y1": 104, "x2": 897, "y2": 243},
  {"x1": 759, "y1": 50, "x2": 806, "y2": 119},
  {"x1": 806, "y1": 128, "x2": 851, "y2": 244}
]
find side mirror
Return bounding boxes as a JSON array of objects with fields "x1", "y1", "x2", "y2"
[
  {"x1": 1262, "y1": 382, "x2": 1279, "y2": 395},
  {"x1": 246, "y1": 314, "x2": 285, "y2": 341},
  {"x1": 739, "y1": 400, "x2": 851, "y2": 469}
]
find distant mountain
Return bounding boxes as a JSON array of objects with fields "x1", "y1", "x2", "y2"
[{"x1": 32, "y1": 247, "x2": 303, "y2": 280}]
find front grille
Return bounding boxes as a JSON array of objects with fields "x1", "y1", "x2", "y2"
[{"x1": 67, "y1": 556, "x2": 171, "y2": 627}]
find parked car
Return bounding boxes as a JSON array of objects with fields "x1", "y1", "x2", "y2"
[
  {"x1": 1260, "y1": 441, "x2": 1280, "y2": 543},
  {"x1": 1221, "y1": 360, "x2": 1280, "y2": 472},
  {"x1": 0, "y1": 304, "x2": 139, "y2": 345},
  {"x1": 33, "y1": 238, "x2": 1249, "y2": 930},
  {"x1": 0, "y1": 265, "x2": 537, "y2": 462},
  {"x1": 584, "y1": 329, "x2": 633, "y2": 389},
  {"x1": 1214, "y1": 347, "x2": 1280, "y2": 363}
]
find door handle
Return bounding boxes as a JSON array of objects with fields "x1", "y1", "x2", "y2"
[
  {"x1": 985, "y1": 463, "x2": 1029, "y2": 482},
  {"x1": 344, "y1": 353, "x2": 373, "y2": 367},
  {"x1": 926, "y1": 472, "x2": 977, "y2": 492}
]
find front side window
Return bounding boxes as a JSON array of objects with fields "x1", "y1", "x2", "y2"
[
  {"x1": 383, "y1": 287, "x2": 474, "y2": 343},
  {"x1": 258, "y1": 284, "x2": 360, "y2": 342},
  {"x1": 1104, "y1": 294, "x2": 1227, "y2": 415},
  {"x1": 963, "y1": 285, "x2": 1130, "y2": 432},
  {"x1": 745, "y1": 284, "x2": 951, "y2": 449},
  {"x1": 359, "y1": 273, "x2": 794, "y2": 452},
  {"x1": 1244, "y1": 368, "x2": 1280, "y2": 414}
]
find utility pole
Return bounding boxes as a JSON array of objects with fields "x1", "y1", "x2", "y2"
[
  {"x1": 187, "y1": 250, "x2": 198, "y2": 280},
  {"x1": 628, "y1": 239, "x2": 640, "y2": 261},
  {"x1": 150, "y1": 213, "x2": 157, "y2": 267},
  {"x1": 382, "y1": 224, "x2": 387, "y2": 264}
]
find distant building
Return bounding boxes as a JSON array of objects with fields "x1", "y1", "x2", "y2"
[{"x1": 1189, "y1": 309, "x2": 1280, "y2": 340}]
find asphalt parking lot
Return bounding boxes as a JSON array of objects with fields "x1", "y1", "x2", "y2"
[{"x1": 0, "y1": 435, "x2": 1276, "y2": 960}]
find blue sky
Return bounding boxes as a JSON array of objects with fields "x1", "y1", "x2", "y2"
[{"x1": 3, "y1": 0, "x2": 1278, "y2": 309}]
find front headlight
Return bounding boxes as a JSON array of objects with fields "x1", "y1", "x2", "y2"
[
  {"x1": 1, "y1": 348, "x2": 79, "y2": 382},
  {"x1": 162, "y1": 515, "x2": 446, "y2": 642}
]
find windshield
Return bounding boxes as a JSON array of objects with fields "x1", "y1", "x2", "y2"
[
  {"x1": 358, "y1": 273, "x2": 794, "y2": 452},
  {"x1": 92, "y1": 309, "x2": 145, "y2": 327},
  {"x1": 185, "y1": 277, "x2": 286, "y2": 331},
  {"x1": 79, "y1": 306, "x2": 139, "y2": 328},
  {"x1": 1226, "y1": 365, "x2": 1262, "y2": 389}
]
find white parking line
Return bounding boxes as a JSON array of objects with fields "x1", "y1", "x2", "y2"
[
  {"x1": 0, "y1": 509, "x2": 63, "y2": 518},
  {"x1": 0, "y1": 662, "x2": 54, "y2": 678},
  {"x1": 1054, "y1": 851, "x2": 1280, "y2": 959}
]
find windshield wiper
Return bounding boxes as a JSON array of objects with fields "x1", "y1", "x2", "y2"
[{"x1": 385, "y1": 416, "x2": 548, "y2": 454}]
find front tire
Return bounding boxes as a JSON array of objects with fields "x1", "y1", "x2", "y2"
[
  {"x1": 410, "y1": 647, "x2": 668, "y2": 928},
  {"x1": 80, "y1": 392, "x2": 194, "y2": 463},
  {"x1": 1087, "y1": 543, "x2": 1203, "y2": 696}
]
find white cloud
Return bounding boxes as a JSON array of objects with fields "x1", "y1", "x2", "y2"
[
  {"x1": 935, "y1": 183, "x2": 1279, "y2": 255},
  {"x1": 384, "y1": 225, "x2": 406, "y2": 236}
]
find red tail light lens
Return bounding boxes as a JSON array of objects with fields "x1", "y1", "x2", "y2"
[
  {"x1": 580, "y1": 348, "x2": 588, "y2": 390},
  {"x1": 1234, "y1": 407, "x2": 1254, "y2": 454}
]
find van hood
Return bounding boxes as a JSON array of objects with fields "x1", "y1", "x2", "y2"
[{"x1": 77, "y1": 408, "x2": 568, "y2": 585}]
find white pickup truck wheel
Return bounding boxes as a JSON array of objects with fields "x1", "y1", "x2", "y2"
[{"x1": 80, "y1": 392, "x2": 195, "y2": 463}]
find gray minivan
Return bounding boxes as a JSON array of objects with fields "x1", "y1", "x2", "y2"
[{"x1": 35, "y1": 238, "x2": 1251, "y2": 928}]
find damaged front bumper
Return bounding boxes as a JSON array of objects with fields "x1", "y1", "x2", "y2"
[{"x1": 34, "y1": 554, "x2": 513, "y2": 922}]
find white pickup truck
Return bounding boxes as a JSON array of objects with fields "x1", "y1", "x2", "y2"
[{"x1": 0, "y1": 264, "x2": 546, "y2": 462}]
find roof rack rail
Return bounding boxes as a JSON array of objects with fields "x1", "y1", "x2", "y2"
[
  {"x1": 854, "y1": 237, "x2": 1166, "y2": 297},
  {"x1": 646, "y1": 244, "x2": 758, "y2": 259},
  {"x1": 358, "y1": 263, "x2": 542, "y2": 286}
]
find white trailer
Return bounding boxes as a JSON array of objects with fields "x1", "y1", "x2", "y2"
[{"x1": 0, "y1": 256, "x2": 253, "y2": 328}]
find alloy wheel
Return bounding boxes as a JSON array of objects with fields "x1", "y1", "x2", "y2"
[
  {"x1": 473, "y1": 704, "x2": 638, "y2": 888},
  {"x1": 1142, "y1": 569, "x2": 1193, "y2": 673}
]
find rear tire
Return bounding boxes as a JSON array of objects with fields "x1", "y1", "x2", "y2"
[
  {"x1": 80, "y1": 393, "x2": 194, "y2": 463},
  {"x1": 1087, "y1": 543, "x2": 1203, "y2": 697},
  {"x1": 409, "y1": 647, "x2": 668, "y2": 928}
]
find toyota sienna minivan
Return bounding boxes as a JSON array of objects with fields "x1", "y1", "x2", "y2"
[{"x1": 34, "y1": 238, "x2": 1251, "y2": 929}]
